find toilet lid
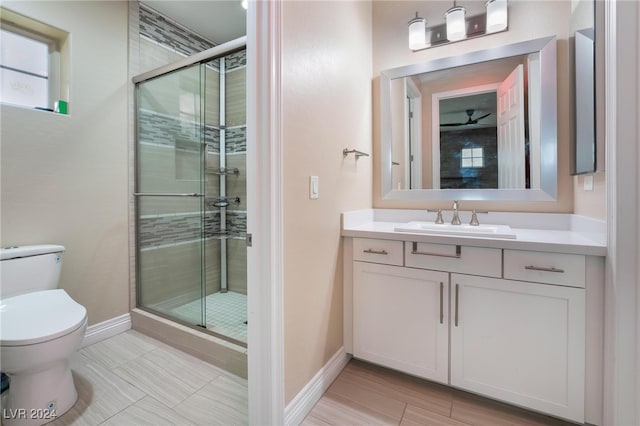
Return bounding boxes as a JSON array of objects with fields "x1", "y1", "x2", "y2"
[{"x1": 0, "y1": 289, "x2": 87, "y2": 346}]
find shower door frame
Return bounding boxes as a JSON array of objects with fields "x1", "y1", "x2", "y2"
[{"x1": 133, "y1": 38, "x2": 247, "y2": 345}]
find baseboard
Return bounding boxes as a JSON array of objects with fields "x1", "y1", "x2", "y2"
[
  {"x1": 284, "y1": 347, "x2": 351, "y2": 426},
  {"x1": 81, "y1": 313, "x2": 132, "y2": 348}
]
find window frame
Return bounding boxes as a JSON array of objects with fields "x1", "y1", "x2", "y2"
[
  {"x1": 461, "y1": 147, "x2": 485, "y2": 169},
  {"x1": 1, "y1": 7, "x2": 68, "y2": 112}
]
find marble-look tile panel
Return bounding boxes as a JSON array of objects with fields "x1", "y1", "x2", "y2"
[
  {"x1": 113, "y1": 355, "x2": 199, "y2": 408},
  {"x1": 174, "y1": 375, "x2": 248, "y2": 425},
  {"x1": 100, "y1": 396, "x2": 195, "y2": 426},
  {"x1": 78, "y1": 330, "x2": 158, "y2": 370}
]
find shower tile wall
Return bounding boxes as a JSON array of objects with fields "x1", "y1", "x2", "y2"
[{"x1": 137, "y1": 4, "x2": 247, "y2": 304}]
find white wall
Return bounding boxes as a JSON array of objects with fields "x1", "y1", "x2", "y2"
[
  {"x1": 281, "y1": 1, "x2": 372, "y2": 404},
  {"x1": 0, "y1": 1, "x2": 130, "y2": 325}
]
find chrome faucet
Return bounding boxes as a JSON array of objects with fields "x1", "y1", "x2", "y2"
[
  {"x1": 451, "y1": 200, "x2": 461, "y2": 225},
  {"x1": 434, "y1": 210, "x2": 444, "y2": 224},
  {"x1": 470, "y1": 210, "x2": 480, "y2": 226}
]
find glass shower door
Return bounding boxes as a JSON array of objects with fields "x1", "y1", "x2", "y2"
[{"x1": 135, "y1": 63, "x2": 206, "y2": 328}]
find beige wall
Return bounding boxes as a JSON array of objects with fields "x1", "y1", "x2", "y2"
[
  {"x1": 0, "y1": 1, "x2": 130, "y2": 325},
  {"x1": 372, "y1": 1, "x2": 580, "y2": 213},
  {"x1": 282, "y1": 1, "x2": 372, "y2": 404}
]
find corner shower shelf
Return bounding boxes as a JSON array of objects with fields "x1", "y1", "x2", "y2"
[
  {"x1": 209, "y1": 167, "x2": 239, "y2": 176},
  {"x1": 207, "y1": 196, "x2": 241, "y2": 208}
]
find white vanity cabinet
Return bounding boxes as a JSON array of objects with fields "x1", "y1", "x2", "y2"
[
  {"x1": 450, "y1": 273, "x2": 585, "y2": 422},
  {"x1": 353, "y1": 261, "x2": 449, "y2": 384},
  {"x1": 347, "y1": 237, "x2": 594, "y2": 423}
]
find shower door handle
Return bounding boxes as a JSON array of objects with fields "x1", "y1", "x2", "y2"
[{"x1": 133, "y1": 193, "x2": 203, "y2": 197}]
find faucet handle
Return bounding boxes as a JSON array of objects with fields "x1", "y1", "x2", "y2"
[
  {"x1": 470, "y1": 210, "x2": 480, "y2": 226},
  {"x1": 435, "y1": 210, "x2": 444, "y2": 224}
]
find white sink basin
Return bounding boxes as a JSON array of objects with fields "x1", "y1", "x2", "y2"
[{"x1": 394, "y1": 221, "x2": 517, "y2": 239}]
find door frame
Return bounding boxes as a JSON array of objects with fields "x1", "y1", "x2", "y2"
[
  {"x1": 431, "y1": 83, "x2": 499, "y2": 189},
  {"x1": 247, "y1": 1, "x2": 285, "y2": 424}
]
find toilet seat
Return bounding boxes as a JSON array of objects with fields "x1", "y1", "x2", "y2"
[{"x1": 0, "y1": 289, "x2": 87, "y2": 346}]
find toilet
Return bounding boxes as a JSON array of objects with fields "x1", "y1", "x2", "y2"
[{"x1": 0, "y1": 245, "x2": 87, "y2": 426}]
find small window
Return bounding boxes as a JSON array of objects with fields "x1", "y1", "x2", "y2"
[
  {"x1": 461, "y1": 147, "x2": 484, "y2": 168},
  {"x1": 1, "y1": 8, "x2": 69, "y2": 112},
  {"x1": 0, "y1": 28, "x2": 50, "y2": 109}
]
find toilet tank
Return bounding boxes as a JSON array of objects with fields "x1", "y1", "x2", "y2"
[{"x1": 0, "y1": 245, "x2": 65, "y2": 299}]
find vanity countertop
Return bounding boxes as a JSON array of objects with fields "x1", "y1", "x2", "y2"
[{"x1": 342, "y1": 209, "x2": 607, "y2": 257}]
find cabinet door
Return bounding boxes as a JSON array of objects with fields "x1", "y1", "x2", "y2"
[
  {"x1": 450, "y1": 274, "x2": 585, "y2": 423},
  {"x1": 353, "y1": 262, "x2": 449, "y2": 383}
]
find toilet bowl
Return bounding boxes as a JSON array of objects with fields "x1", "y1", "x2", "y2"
[{"x1": 0, "y1": 246, "x2": 87, "y2": 426}]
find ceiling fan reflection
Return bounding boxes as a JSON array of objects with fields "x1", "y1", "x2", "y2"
[{"x1": 441, "y1": 109, "x2": 491, "y2": 127}]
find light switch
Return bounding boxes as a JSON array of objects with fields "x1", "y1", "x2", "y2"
[
  {"x1": 583, "y1": 175, "x2": 594, "y2": 191},
  {"x1": 310, "y1": 176, "x2": 319, "y2": 199}
]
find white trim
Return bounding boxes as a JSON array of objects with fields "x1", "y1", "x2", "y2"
[
  {"x1": 80, "y1": 313, "x2": 131, "y2": 348},
  {"x1": 405, "y1": 77, "x2": 422, "y2": 189},
  {"x1": 604, "y1": 0, "x2": 640, "y2": 425},
  {"x1": 284, "y1": 347, "x2": 351, "y2": 426},
  {"x1": 247, "y1": 0, "x2": 285, "y2": 424}
]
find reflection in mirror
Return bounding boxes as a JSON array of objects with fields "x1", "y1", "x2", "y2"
[
  {"x1": 381, "y1": 36, "x2": 557, "y2": 201},
  {"x1": 571, "y1": 0, "x2": 596, "y2": 174}
]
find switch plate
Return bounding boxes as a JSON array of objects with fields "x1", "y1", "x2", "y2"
[
  {"x1": 583, "y1": 175, "x2": 594, "y2": 191},
  {"x1": 310, "y1": 176, "x2": 319, "y2": 199}
]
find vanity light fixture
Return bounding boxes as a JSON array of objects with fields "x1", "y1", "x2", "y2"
[
  {"x1": 408, "y1": 0, "x2": 508, "y2": 51},
  {"x1": 445, "y1": 1, "x2": 466, "y2": 42}
]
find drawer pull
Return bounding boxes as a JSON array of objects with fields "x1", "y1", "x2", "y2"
[
  {"x1": 363, "y1": 249, "x2": 388, "y2": 255},
  {"x1": 412, "y1": 242, "x2": 461, "y2": 258},
  {"x1": 524, "y1": 265, "x2": 565, "y2": 273},
  {"x1": 439, "y1": 282, "x2": 444, "y2": 324}
]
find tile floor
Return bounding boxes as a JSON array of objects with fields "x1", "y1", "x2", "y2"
[
  {"x1": 38, "y1": 330, "x2": 247, "y2": 425},
  {"x1": 3, "y1": 332, "x2": 576, "y2": 426},
  {"x1": 169, "y1": 291, "x2": 247, "y2": 344},
  {"x1": 302, "y1": 359, "x2": 576, "y2": 426}
]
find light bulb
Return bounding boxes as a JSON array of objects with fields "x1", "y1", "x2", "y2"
[
  {"x1": 486, "y1": 0, "x2": 507, "y2": 33},
  {"x1": 408, "y1": 13, "x2": 426, "y2": 50},
  {"x1": 446, "y1": 6, "x2": 466, "y2": 41}
]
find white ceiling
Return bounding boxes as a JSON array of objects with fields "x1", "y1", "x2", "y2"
[{"x1": 141, "y1": 0, "x2": 247, "y2": 45}]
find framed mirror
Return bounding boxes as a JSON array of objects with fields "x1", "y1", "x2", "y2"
[{"x1": 380, "y1": 36, "x2": 557, "y2": 201}]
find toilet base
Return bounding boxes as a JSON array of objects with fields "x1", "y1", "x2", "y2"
[{"x1": 1, "y1": 360, "x2": 78, "y2": 426}]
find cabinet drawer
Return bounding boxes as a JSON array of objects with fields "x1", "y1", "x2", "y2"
[
  {"x1": 353, "y1": 238, "x2": 403, "y2": 266},
  {"x1": 405, "y1": 242, "x2": 501, "y2": 277},
  {"x1": 504, "y1": 250, "x2": 586, "y2": 288}
]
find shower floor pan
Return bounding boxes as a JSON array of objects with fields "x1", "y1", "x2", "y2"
[{"x1": 168, "y1": 291, "x2": 247, "y2": 344}]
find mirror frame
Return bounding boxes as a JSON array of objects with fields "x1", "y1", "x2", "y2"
[{"x1": 380, "y1": 36, "x2": 557, "y2": 201}]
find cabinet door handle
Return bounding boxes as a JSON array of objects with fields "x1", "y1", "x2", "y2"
[
  {"x1": 411, "y1": 242, "x2": 461, "y2": 258},
  {"x1": 363, "y1": 249, "x2": 388, "y2": 255},
  {"x1": 524, "y1": 265, "x2": 565, "y2": 273},
  {"x1": 439, "y1": 282, "x2": 444, "y2": 324},
  {"x1": 454, "y1": 284, "x2": 459, "y2": 327}
]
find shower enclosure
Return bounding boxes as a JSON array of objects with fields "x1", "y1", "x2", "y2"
[{"x1": 133, "y1": 39, "x2": 247, "y2": 346}]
